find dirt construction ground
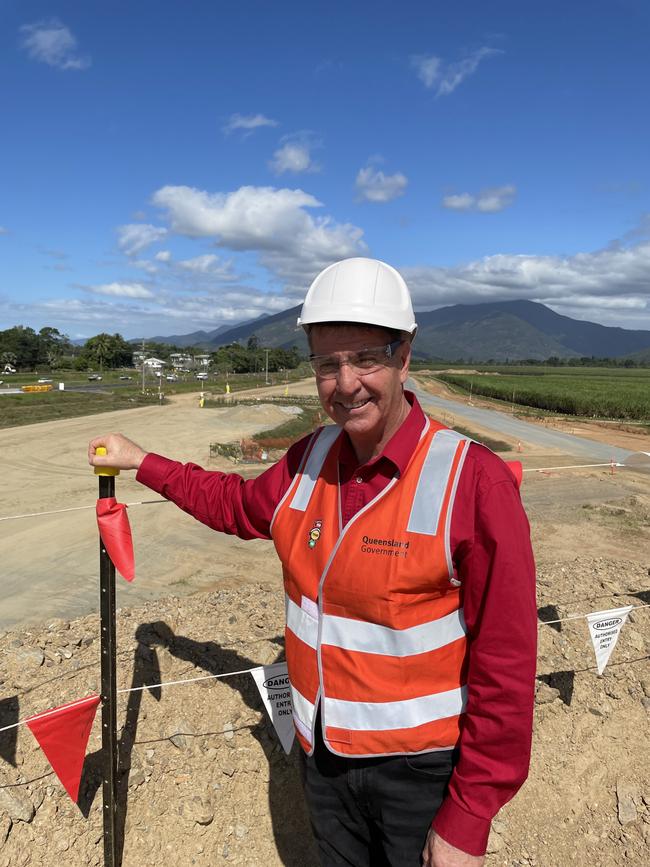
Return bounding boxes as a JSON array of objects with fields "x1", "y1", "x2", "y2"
[{"x1": 1, "y1": 380, "x2": 649, "y2": 866}]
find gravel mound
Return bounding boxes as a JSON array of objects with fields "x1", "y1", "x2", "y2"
[{"x1": 1, "y1": 558, "x2": 648, "y2": 866}]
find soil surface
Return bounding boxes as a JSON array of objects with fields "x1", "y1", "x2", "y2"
[{"x1": 1, "y1": 384, "x2": 649, "y2": 866}]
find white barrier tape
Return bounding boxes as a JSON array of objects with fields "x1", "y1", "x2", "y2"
[
  {"x1": 0, "y1": 665, "x2": 261, "y2": 733},
  {"x1": 538, "y1": 602, "x2": 649, "y2": 626},
  {"x1": 3, "y1": 604, "x2": 648, "y2": 732},
  {"x1": 523, "y1": 462, "x2": 622, "y2": 472},
  {"x1": 0, "y1": 458, "x2": 642, "y2": 524},
  {"x1": 0, "y1": 464, "x2": 633, "y2": 523},
  {"x1": 115, "y1": 665, "x2": 258, "y2": 695},
  {"x1": 0, "y1": 499, "x2": 168, "y2": 523}
]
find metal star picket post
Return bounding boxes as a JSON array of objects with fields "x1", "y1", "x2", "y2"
[{"x1": 94, "y1": 448, "x2": 118, "y2": 867}]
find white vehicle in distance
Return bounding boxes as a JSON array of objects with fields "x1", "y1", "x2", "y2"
[
  {"x1": 37, "y1": 378, "x2": 53, "y2": 384},
  {"x1": 119, "y1": 374, "x2": 132, "y2": 380},
  {"x1": 196, "y1": 372, "x2": 209, "y2": 380},
  {"x1": 165, "y1": 374, "x2": 178, "y2": 382},
  {"x1": 88, "y1": 374, "x2": 103, "y2": 381}
]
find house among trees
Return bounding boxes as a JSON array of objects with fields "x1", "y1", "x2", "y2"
[
  {"x1": 142, "y1": 357, "x2": 166, "y2": 370},
  {"x1": 169, "y1": 353, "x2": 194, "y2": 369}
]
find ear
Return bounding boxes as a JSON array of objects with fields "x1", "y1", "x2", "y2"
[{"x1": 398, "y1": 340, "x2": 411, "y2": 384}]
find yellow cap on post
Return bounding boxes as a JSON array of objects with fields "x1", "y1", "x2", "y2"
[{"x1": 94, "y1": 446, "x2": 120, "y2": 476}]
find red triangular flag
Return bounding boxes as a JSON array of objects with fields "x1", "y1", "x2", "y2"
[
  {"x1": 96, "y1": 496, "x2": 135, "y2": 582},
  {"x1": 26, "y1": 694, "x2": 101, "y2": 803},
  {"x1": 506, "y1": 460, "x2": 523, "y2": 488}
]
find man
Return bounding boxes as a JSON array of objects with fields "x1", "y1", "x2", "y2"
[{"x1": 89, "y1": 257, "x2": 537, "y2": 867}]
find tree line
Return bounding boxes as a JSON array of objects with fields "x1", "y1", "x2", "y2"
[
  {"x1": 8, "y1": 324, "x2": 641, "y2": 372},
  {"x1": 0, "y1": 327, "x2": 134, "y2": 372},
  {"x1": 210, "y1": 337, "x2": 302, "y2": 373},
  {"x1": 1, "y1": 326, "x2": 75, "y2": 370},
  {"x1": 0, "y1": 326, "x2": 303, "y2": 373}
]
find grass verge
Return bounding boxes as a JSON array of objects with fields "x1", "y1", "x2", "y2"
[
  {"x1": 452, "y1": 423, "x2": 512, "y2": 452},
  {"x1": 0, "y1": 390, "x2": 164, "y2": 429}
]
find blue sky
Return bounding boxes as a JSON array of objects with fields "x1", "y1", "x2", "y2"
[{"x1": 2, "y1": 0, "x2": 650, "y2": 338}]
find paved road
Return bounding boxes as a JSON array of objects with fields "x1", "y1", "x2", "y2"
[{"x1": 409, "y1": 380, "x2": 636, "y2": 463}]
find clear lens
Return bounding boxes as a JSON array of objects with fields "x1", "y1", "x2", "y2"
[{"x1": 310, "y1": 340, "x2": 402, "y2": 379}]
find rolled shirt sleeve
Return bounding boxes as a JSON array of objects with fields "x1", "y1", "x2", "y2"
[{"x1": 135, "y1": 437, "x2": 311, "y2": 540}]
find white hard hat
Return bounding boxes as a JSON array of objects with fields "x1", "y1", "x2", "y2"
[{"x1": 297, "y1": 257, "x2": 417, "y2": 335}]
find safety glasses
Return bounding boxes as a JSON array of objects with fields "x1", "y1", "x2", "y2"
[{"x1": 309, "y1": 339, "x2": 403, "y2": 380}]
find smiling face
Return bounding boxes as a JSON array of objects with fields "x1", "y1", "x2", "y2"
[{"x1": 309, "y1": 323, "x2": 412, "y2": 464}]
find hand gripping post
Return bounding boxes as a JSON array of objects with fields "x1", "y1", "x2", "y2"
[{"x1": 95, "y1": 447, "x2": 119, "y2": 867}]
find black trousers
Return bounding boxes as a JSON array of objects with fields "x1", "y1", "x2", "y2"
[{"x1": 300, "y1": 725, "x2": 456, "y2": 867}]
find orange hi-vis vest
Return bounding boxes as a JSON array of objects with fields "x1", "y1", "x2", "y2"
[{"x1": 270, "y1": 417, "x2": 472, "y2": 758}]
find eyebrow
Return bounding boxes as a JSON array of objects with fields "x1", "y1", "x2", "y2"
[{"x1": 309, "y1": 339, "x2": 401, "y2": 360}]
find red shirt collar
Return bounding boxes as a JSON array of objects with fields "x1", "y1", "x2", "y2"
[{"x1": 337, "y1": 391, "x2": 427, "y2": 476}]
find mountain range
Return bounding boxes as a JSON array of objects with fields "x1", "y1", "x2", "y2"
[{"x1": 136, "y1": 300, "x2": 650, "y2": 362}]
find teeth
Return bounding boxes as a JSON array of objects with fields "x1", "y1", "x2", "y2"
[{"x1": 342, "y1": 400, "x2": 369, "y2": 409}]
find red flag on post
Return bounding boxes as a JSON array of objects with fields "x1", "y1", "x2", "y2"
[
  {"x1": 96, "y1": 496, "x2": 135, "y2": 582},
  {"x1": 26, "y1": 694, "x2": 101, "y2": 803}
]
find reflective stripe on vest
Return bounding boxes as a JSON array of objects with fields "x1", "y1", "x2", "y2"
[
  {"x1": 288, "y1": 424, "x2": 341, "y2": 512},
  {"x1": 325, "y1": 685, "x2": 468, "y2": 732},
  {"x1": 273, "y1": 423, "x2": 471, "y2": 757},
  {"x1": 290, "y1": 683, "x2": 317, "y2": 743},
  {"x1": 286, "y1": 592, "x2": 467, "y2": 657},
  {"x1": 407, "y1": 427, "x2": 471, "y2": 576}
]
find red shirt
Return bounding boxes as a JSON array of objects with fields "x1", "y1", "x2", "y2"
[{"x1": 136, "y1": 393, "x2": 537, "y2": 857}]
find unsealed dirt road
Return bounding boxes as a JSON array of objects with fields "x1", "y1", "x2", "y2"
[
  {"x1": 2, "y1": 378, "x2": 648, "y2": 629},
  {"x1": 0, "y1": 388, "x2": 314, "y2": 630}
]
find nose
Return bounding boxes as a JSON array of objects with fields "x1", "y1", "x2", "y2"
[{"x1": 334, "y1": 360, "x2": 362, "y2": 394}]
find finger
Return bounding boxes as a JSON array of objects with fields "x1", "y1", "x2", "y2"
[{"x1": 88, "y1": 435, "x2": 112, "y2": 464}]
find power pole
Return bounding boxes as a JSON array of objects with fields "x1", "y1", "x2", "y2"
[
  {"x1": 264, "y1": 349, "x2": 270, "y2": 385},
  {"x1": 141, "y1": 339, "x2": 146, "y2": 395}
]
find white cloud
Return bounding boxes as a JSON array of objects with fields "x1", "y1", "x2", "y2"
[
  {"x1": 223, "y1": 113, "x2": 278, "y2": 135},
  {"x1": 117, "y1": 223, "x2": 168, "y2": 256},
  {"x1": 269, "y1": 141, "x2": 319, "y2": 175},
  {"x1": 85, "y1": 282, "x2": 155, "y2": 299},
  {"x1": 442, "y1": 185, "x2": 516, "y2": 213},
  {"x1": 7, "y1": 227, "x2": 650, "y2": 336},
  {"x1": 411, "y1": 47, "x2": 502, "y2": 97},
  {"x1": 442, "y1": 193, "x2": 475, "y2": 211},
  {"x1": 20, "y1": 19, "x2": 90, "y2": 71},
  {"x1": 177, "y1": 254, "x2": 235, "y2": 278},
  {"x1": 411, "y1": 55, "x2": 441, "y2": 89},
  {"x1": 152, "y1": 184, "x2": 365, "y2": 291},
  {"x1": 154, "y1": 250, "x2": 172, "y2": 262},
  {"x1": 475, "y1": 186, "x2": 516, "y2": 212},
  {"x1": 5, "y1": 286, "x2": 300, "y2": 338},
  {"x1": 132, "y1": 259, "x2": 159, "y2": 275},
  {"x1": 402, "y1": 238, "x2": 650, "y2": 327},
  {"x1": 355, "y1": 166, "x2": 408, "y2": 203},
  {"x1": 0, "y1": 226, "x2": 9, "y2": 235},
  {"x1": 153, "y1": 185, "x2": 319, "y2": 246}
]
